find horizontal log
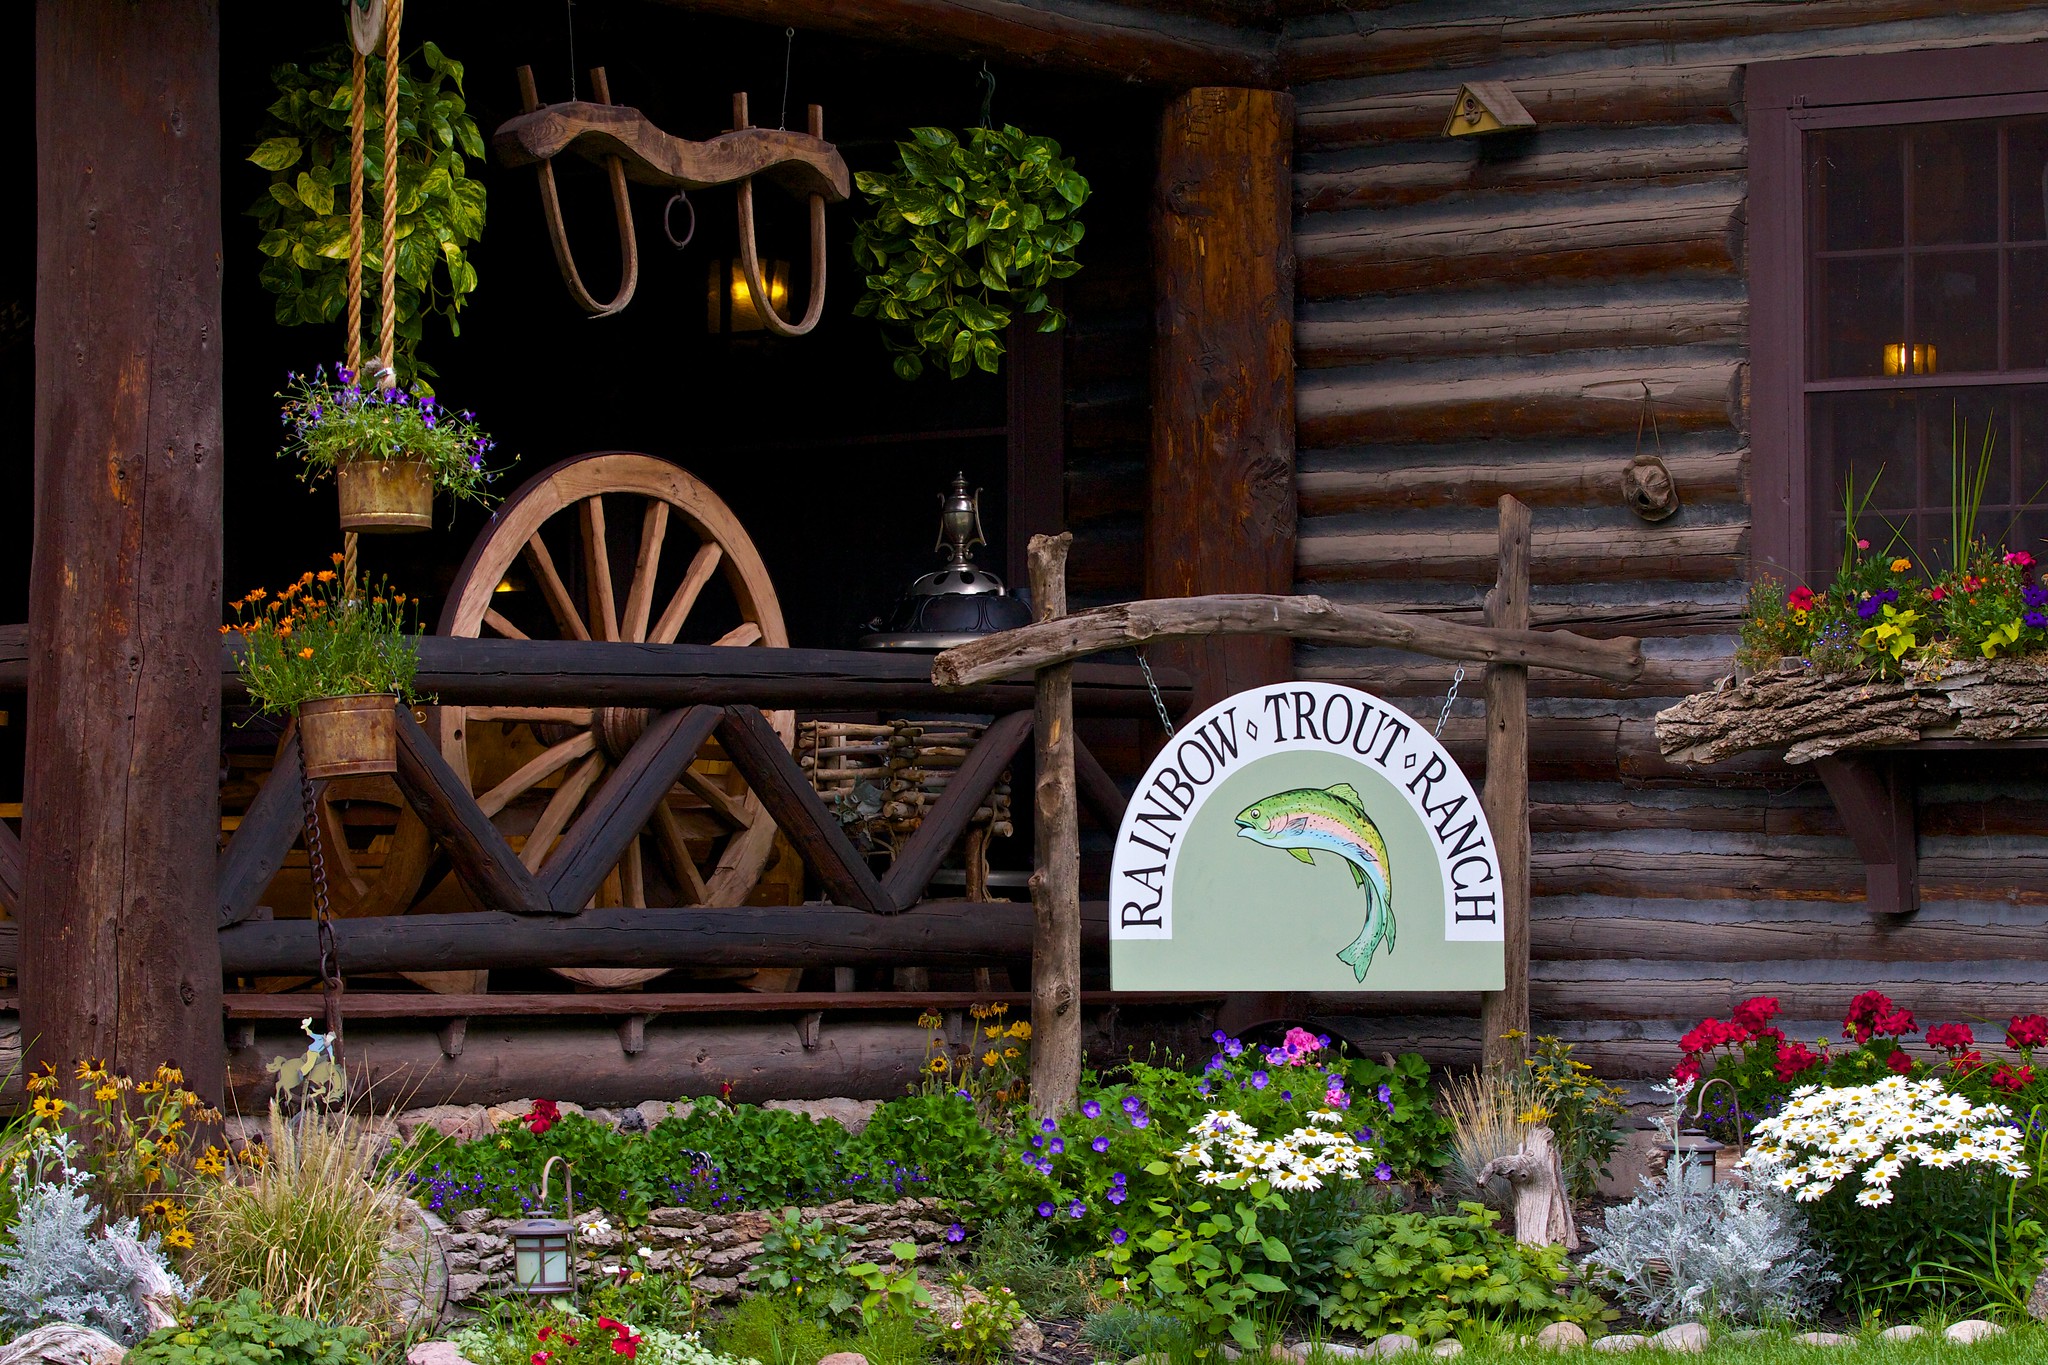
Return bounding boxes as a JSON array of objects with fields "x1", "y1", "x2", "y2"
[
  {"x1": 198, "y1": 900, "x2": 1117, "y2": 977},
  {"x1": 930, "y1": 593, "x2": 1644, "y2": 686},
  {"x1": 1345, "y1": 598, "x2": 1748, "y2": 639},
  {"x1": 1532, "y1": 900, "x2": 2048, "y2": 964},
  {"x1": 1300, "y1": 653, "x2": 1725, "y2": 700},
  {"x1": 1297, "y1": 182, "x2": 1744, "y2": 300},
  {"x1": 1295, "y1": 292, "x2": 1747, "y2": 368},
  {"x1": 1297, "y1": 127, "x2": 1748, "y2": 214},
  {"x1": 1296, "y1": 449, "x2": 1745, "y2": 513},
  {"x1": 1296, "y1": 64, "x2": 1741, "y2": 151},
  {"x1": 654, "y1": 0, "x2": 1278, "y2": 87},
  {"x1": 1296, "y1": 358, "x2": 1744, "y2": 447},
  {"x1": 1282, "y1": 0, "x2": 2048, "y2": 84},
  {"x1": 1531, "y1": 845, "x2": 2048, "y2": 904},
  {"x1": 0, "y1": 633, "x2": 1190, "y2": 718},
  {"x1": 220, "y1": 989, "x2": 1218, "y2": 1019},
  {"x1": 1298, "y1": 523, "x2": 1747, "y2": 585}
]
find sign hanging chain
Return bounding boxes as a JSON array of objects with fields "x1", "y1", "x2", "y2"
[
  {"x1": 296, "y1": 751, "x2": 345, "y2": 1071},
  {"x1": 1136, "y1": 647, "x2": 1175, "y2": 737},
  {"x1": 777, "y1": 28, "x2": 796, "y2": 130},
  {"x1": 1433, "y1": 662, "x2": 1466, "y2": 740}
]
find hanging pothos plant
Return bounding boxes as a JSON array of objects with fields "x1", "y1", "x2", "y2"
[
  {"x1": 852, "y1": 125, "x2": 1089, "y2": 380},
  {"x1": 247, "y1": 41, "x2": 486, "y2": 386}
]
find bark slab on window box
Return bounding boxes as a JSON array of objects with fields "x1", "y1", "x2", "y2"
[{"x1": 1654, "y1": 659, "x2": 2048, "y2": 768}]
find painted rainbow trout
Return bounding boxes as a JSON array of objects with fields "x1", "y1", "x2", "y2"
[{"x1": 1234, "y1": 783, "x2": 1394, "y2": 982}]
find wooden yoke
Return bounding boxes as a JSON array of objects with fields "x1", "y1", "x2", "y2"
[{"x1": 497, "y1": 69, "x2": 850, "y2": 324}]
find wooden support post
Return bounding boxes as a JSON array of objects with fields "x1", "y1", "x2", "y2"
[
  {"x1": 1815, "y1": 754, "x2": 1918, "y2": 916},
  {"x1": 1028, "y1": 532, "x2": 1081, "y2": 1119},
  {"x1": 1479, "y1": 496, "x2": 1532, "y2": 1073},
  {"x1": 1148, "y1": 88, "x2": 1297, "y2": 716},
  {"x1": 25, "y1": 0, "x2": 226, "y2": 1098}
]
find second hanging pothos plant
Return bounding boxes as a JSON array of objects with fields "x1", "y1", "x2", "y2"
[
  {"x1": 852, "y1": 124, "x2": 1089, "y2": 380},
  {"x1": 247, "y1": 41, "x2": 487, "y2": 387}
]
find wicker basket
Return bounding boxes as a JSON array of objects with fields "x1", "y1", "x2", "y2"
[{"x1": 798, "y1": 719, "x2": 1013, "y2": 889}]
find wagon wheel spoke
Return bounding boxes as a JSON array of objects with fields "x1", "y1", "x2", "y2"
[
  {"x1": 478, "y1": 730, "x2": 597, "y2": 819},
  {"x1": 651, "y1": 801, "x2": 710, "y2": 904},
  {"x1": 520, "y1": 750, "x2": 607, "y2": 872},
  {"x1": 678, "y1": 767, "x2": 750, "y2": 830},
  {"x1": 522, "y1": 535, "x2": 590, "y2": 642},
  {"x1": 650, "y1": 541, "x2": 723, "y2": 645},
  {"x1": 621, "y1": 501, "x2": 669, "y2": 644},
  {"x1": 712, "y1": 621, "x2": 764, "y2": 647},
  {"x1": 468, "y1": 707, "x2": 597, "y2": 726},
  {"x1": 621, "y1": 838, "x2": 646, "y2": 907},
  {"x1": 581, "y1": 496, "x2": 620, "y2": 642},
  {"x1": 483, "y1": 608, "x2": 530, "y2": 640}
]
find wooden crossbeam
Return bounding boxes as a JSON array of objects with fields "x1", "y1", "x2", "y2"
[
  {"x1": 717, "y1": 704, "x2": 894, "y2": 913},
  {"x1": 0, "y1": 818, "x2": 21, "y2": 915},
  {"x1": 1072, "y1": 736, "x2": 1129, "y2": 832},
  {"x1": 222, "y1": 986, "x2": 1217, "y2": 1020},
  {"x1": 217, "y1": 731, "x2": 313, "y2": 927},
  {"x1": 881, "y1": 709, "x2": 1034, "y2": 907},
  {"x1": 393, "y1": 709, "x2": 556, "y2": 916},
  {"x1": 542, "y1": 706, "x2": 723, "y2": 913}
]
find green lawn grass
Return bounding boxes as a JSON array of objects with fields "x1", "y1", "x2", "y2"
[{"x1": 1287, "y1": 1323, "x2": 2048, "y2": 1365}]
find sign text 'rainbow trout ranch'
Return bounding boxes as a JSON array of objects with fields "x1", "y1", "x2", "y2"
[{"x1": 1109, "y1": 682, "x2": 1505, "y2": 992}]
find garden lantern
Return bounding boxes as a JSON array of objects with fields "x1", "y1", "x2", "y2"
[
  {"x1": 508, "y1": 1156, "x2": 577, "y2": 1294},
  {"x1": 1654, "y1": 1127, "x2": 1725, "y2": 1192}
]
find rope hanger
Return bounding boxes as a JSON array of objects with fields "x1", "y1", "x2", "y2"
[{"x1": 342, "y1": 0, "x2": 407, "y2": 594}]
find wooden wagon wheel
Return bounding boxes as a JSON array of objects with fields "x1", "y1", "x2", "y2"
[{"x1": 435, "y1": 451, "x2": 793, "y2": 988}]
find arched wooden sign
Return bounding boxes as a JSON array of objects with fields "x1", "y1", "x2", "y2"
[{"x1": 1110, "y1": 681, "x2": 1505, "y2": 992}]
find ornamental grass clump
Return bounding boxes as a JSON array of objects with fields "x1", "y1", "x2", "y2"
[
  {"x1": 278, "y1": 365, "x2": 504, "y2": 502},
  {"x1": 226, "y1": 563, "x2": 422, "y2": 714},
  {"x1": 1439, "y1": 1067, "x2": 1542, "y2": 1216},
  {"x1": 183, "y1": 1104, "x2": 419, "y2": 1328}
]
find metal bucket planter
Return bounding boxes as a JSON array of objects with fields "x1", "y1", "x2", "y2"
[
  {"x1": 299, "y1": 694, "x2": 399, "y2": 779},
  {"x1": 337, "y1": 458, "x2": 433, "y2": 533}
]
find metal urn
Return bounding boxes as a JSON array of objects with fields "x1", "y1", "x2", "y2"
[{"x1": 860, "y1": 473, "x2": 1031, "y2": 651}]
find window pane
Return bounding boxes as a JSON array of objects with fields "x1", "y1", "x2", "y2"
[
  {"x1": 1810, "y1": 387, "x2": 2048, "y2": 568},
  {"x1": 1911, "y1": 122, "x2": 1999, "y2": 245},
  {"x1": 2009, "y1": 118, "x2": 2048, "y2": 243},
  {"x1": 1813, "y1": 126, "x2": 1903, "y2": 251},
  {"x1": 1818, "y1": 256, "x2": 1904, "y2": 378},
  {"x1": 1913, "y1": 250, "x2": 2000, "y2": 373},
  {"x1": 2011, "y1": 247, "x2": 2048, "y2": 369}
]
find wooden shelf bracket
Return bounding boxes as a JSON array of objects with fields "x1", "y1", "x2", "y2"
[{"x1": 1815, "y1": 753, "x2": 1918, "y2": 916}]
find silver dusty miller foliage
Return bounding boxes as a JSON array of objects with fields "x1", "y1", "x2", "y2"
[
  {"x1": 0, "y1": 1134, "x2": 185, "y2": 1345},
  {"x1": 1583, "y1": 1085, "x2": 1835, "y2": 1326}
]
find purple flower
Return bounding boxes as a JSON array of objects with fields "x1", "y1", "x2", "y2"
[
  {"x1": 1354, "y1": 1127, "x2": 1375, "y2": 1143},
  {"x1": 1374, "y1": 1162, "x2": 1393, "y2": 1182},
  {"x1": 1212, "y1": 1029, "x2": 1228, "y2": 1043},
  {"x1": 1082, "y1": 1100, "x2": 1102, "y2": 1119},
  {"x1": 1092, "y1": 1136, "x2": 1110, "y2": 1153},
  {"x1": 1106, "y1": 1186, "x2": 1126, "y2": 1204},
  {"x1": 1378, "y1": 1083, "x2": 1394, "y2": 1108},
  {"x1": 2025, "y1": 585, "x2": 2048, "y2": 608},
  {"x1": 1036, "y1": 1159, "x2": 1053, "y2": 1175},
  {"x1": 1049, "y1": 1138, "x2": 1065, "y2": 1155},
  {"x1": 1067, "y1": 1199, "x2": 1085, "y2": 1218},
  {"x1": 1205, "y1": 1055, "x2": 1229, "y2": 1073},
  {"x1": 1019, "y1": 1152, "x2": 1038, "y2": 1168},
  {"x1": 1042, "y1": 1117, "x2": 1059, "y2": 1133},
  {"x1": 1856, "y1": 588, "x2": 1899, "y2": 620},
  {"x1": 1037, "y1": 1202, "x2": 1054, "y2": 1218},
  {"x1": 2028, "y1": 611, "x2": 2048, "y2": 630},
  {"x1": 1111, "y1": 1227, "x2": 1128, "y2": 1245},
  {"x1": 944, "y1": 1223, "x2": 965, "y2": 1243},
  {"x1": 1130, "y1": 1112, "x2": 1150, "y2": 1129},
  {"x1": 1251, "y1": 1071, "x2": 1269, "y2": 1090},
  {"x1": 1111, "y1": 1171, "x2": 1127, "y2": 1185},
  {"x1": 1198, "y1": 1081, "x2": 1212, "y2": 1096},
  {"x1": 1122, "y1": 1096, "x2": 1142, "y2": 1115},
  {"x1": 1029, "y1": 1136, "x2": 1043, "y2": 1150}
]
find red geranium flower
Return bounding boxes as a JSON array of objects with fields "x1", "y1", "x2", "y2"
[
  {"x1": 1954, "y1": 1049, "x2": 1988, "y2": 1075},
  {"x1": 1775, "y1": 1040, "x2": 1822, "y2": 1082},
  {"x1": 1844, "y1": 991, "x2": 1914, "y2": 1043},
  {"x1": 1927, "y1": 1022, "x2": 1976, "y2": 1054},
  {"x1": 1991, "y1": 1063, "x2": 2036, "y2": 1094},
  {"x1": 1678, "y1": 1017, "x2": 1752, "y2": 1054},
  {"x1": 1672, "y1": 1056, "x2": 1702, "y2": 1084},
  {"x1": 2008, "y1": 1014, "x2": 2048, "y2": 1050},
  {"x1": 1886, "y1": 1049, "x2": 1914, "y2": 1075},
  {"x1": 525, "y1": 1098, "x2": 562, "y2": 1135},
  {"x1": 1733, "y1": 996, "x2": 1782, "y2": 1032}
]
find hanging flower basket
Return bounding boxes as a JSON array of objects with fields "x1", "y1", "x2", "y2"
[
  {"x1": 297, "y1": 692, "x2": 399, "y2": 779},
  {"x1": 336, "y1": 458, "x2": 434, "y2": 533},
  {"x1": 276, "y1": 366, "x2": 508, "y2": 535}
]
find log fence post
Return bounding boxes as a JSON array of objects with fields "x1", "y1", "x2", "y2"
[
  {"x1": 1480, "y1": 496, "x2": 1532, "y2": 1071},
  {"x1": 1028, "y1": 532, "x2": 1082, "y2": 1118}
]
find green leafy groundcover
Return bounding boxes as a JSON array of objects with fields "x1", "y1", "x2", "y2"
[{"x1": 128, "y1": 1290, "x2": 370, "y2": 1365}]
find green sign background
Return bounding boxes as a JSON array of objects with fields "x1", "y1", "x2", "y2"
[{"x1": 1111, "y1": 749, "x2": 1506, "y2": 992}]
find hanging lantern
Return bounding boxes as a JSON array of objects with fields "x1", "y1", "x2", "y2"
[
  {"x1": 706, "y1": 258, "x2": 791, "y2": 334},
  {"x1": 1653, "y1": 1128, "x2": 1725, "y2": 1193},
  {"x1": 508, "y1": 1155, "x2": 577, "y2": 1294}
]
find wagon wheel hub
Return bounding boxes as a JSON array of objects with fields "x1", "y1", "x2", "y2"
[{"x1": 595, "y1": 705, "x2": 653, "y2": 762}]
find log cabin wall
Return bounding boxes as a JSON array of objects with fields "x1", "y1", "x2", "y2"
[{"x1": 1277, "y1": 2, "x2": 2048, "y2": 1076}]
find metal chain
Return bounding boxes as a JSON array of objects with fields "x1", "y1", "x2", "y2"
[
  {"x1": 1135, "y1": 647, "x2": 1175, "y2": 737},
  {"x1": 1433, "y1": 662, "x2": 1467, "y2": 739},
  {"x1": 296, "y1": 756, "x2": 345, "y2": 1066}
]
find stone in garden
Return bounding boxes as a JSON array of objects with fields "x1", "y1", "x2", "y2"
[
  {"x1": 1124, "y1": 1355, "x2": 1169, "y2": 1365},
  {"x1": 817, "y1": 1354, "x2": 868, "y2": 1365},
  {"x1": 1590, "y1": 1336, "x2": 1646, "y2": 1354},
  {"x1": 407, "y1": 1345, "x2": 477, "y2": 1365},
  {"x1": 1010, "y1": 1319, "x2": 1044, "y2": 1356},
  {"x1": 764, "y1": 1097, "x2": 882, "y2": 1132},
  {"x1": 1310, "y1": 1347, "x2": 1369, "y2": 1359},
  {"x1": 2029, "y1": 1262, "x2": 2048, "y2": 1322},
  {"x1": 1878, "y1": 1325, "x2": 1928, "y2": 1342},
  {"x1": 1534, "y1": 1323, "x2": 1587, "y2": 1350},
  {"x1": 1791, "y1": 1332, "x2": 1853, "y2": 1347},
  {"x1": 1650, "y1": 1323, "x2": 1710, "y2": 1354},
  {"x1": 1945, "y1": 1320, "x2": 2005, "y2": 1344},
  {"x1": 399, "y1": 1104, "x2": 491, "y2": 1143},
  {"x1": 1371, "y1": 1334, "x2": 1418, "y2": 1356},
  {"x1": 638, "y1": 1098, "x2": 690, "y2": 1127},
  {"x1": 616, "y1": 1106, "x2": 647, "y2": 1132},
  {"x1": 1427, "y1": 1342, "x2": 1462, "y2": 1359}
]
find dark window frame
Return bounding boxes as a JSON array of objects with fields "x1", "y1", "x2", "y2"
[{"x1": 1750, "y1": 43, "x2": 2048, "y2": 584}]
